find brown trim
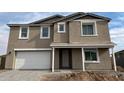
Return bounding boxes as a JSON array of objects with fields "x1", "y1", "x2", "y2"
[
  {"x1": 29, "y1": 15, "x2": 64, "y2": 24},
  {"x1": 7, "y1": 24, "x2": 52, "y2": 27}
]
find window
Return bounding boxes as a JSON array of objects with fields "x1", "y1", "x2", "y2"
[
  {"x1": 84, "y1": 48, "x2": 99, "y2": 63},
  {"x1": 40, "y1": 27, "x2": 50, "y2": 39},
  {"x1": 19, "y1": 27, "x2": 29, "y2": 39},
  {"x1": 83, "y1": 24, "x2": 94, "y2": 35},
  {"x1": 81, "y1": 22, "x2": 97, "y2": 36},
  {"x1": 58, "y1": 22, "x2": 65, "y2": 33}
]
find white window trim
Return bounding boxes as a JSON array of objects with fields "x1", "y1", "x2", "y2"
[
  {"x1": 40, "y1": 26, "x2": 50, "y2": 39},
  {"x1": 19, "y1": 26, "x2": 29, "y2": 39},
  {"x1": 80, "y1": 20, "x2": 98, "y2": 36},
  {"x1": 83, "y1": 48, "x2": 100, "y2": 63},
  {"x1": 58, "y1": 22, "x2": 66, "y2": 33}
]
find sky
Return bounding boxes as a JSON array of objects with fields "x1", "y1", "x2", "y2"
[{"x1": 0, "y1": 12, "x2": 124, "y2": 55}]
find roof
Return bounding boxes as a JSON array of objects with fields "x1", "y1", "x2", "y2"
[
  {"x1": 52, "y1": 12, "x2": 111, "y2": 23},
  {"x1": 7, "y1": 12, "x2": 111, "y2": 27},
  {"x1": 115, "y1": 50, "x2": 124, "y2": 54},
  {"x1": 29, "y1": 14, "x2": 65, "y2": 24},
  {"x1": 50, "y1": 42, "x2": 115, "y2": 48},
  {"x1": 7, "y1": 23, "x2": 52, "y2": 27},
  {"x1": 70, "y1": 13, "x2": 111, "y2": 21}
]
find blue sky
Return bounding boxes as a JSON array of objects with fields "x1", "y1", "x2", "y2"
[{"x1": 0, "y1": 12, "x2": 124, "y2": 55}]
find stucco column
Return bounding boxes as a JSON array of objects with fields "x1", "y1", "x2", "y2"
[
  {"x1": 82, "y1": 48, "x2": 85, "y2": 71},
  {"x1": 112, "y1": 47, "x2": 117, "y2": 71},
  {"x1": 52, "y1": 47, "x2": 55, "y2": 72}
]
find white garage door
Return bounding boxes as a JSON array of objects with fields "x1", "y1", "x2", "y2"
[{"x1": 15, "y1": 51, "x2": 51, "y2": 69}]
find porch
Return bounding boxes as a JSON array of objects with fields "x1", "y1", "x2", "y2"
[
  {"x1": 51, "y1": 43, "x2": 117, "y2": 72},
  {"x1": 51, "y1": 43, "x2": 116, "y2": 72},
  {"x1": 51, "y1": 48, "x2": 116, "y2": 72},
  {"x1": 54, "y1": 48, "x2": 82, "y2": 70}
]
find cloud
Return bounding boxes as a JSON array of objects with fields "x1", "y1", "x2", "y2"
[
  {"x1": 0, "y1": 24, "x2": 9, "y2": 55},
  {"x1": 8, "y1": 12, "x2": 71, "y2": 24},
  {"x1": 117, "y1": 16, "x2": 124, "y2": 21},
  {"x1": 109, "y1": 21, "x2": 122, "y2": 27},
  {"x1": 8, "y1": 12, "x2": 49, "y2": 24},
  {"x1": 110, "y1": 27, "x2": 124, "y2": 52}
]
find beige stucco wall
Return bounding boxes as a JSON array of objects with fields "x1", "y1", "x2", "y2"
[
  {"x1": 72, "y1": 48, "x2": 112, "y2": 70},
  {"x1": 69, "y1": 21, "x2": 111, "y2": 44},
  {"x1": 54, "y1": 48, "x2": 60, "y2": 69},
  {"x1": 53, "y1": 22, "x2": 69, "y2": 43},
  {"x1": 5, "y1": 50, "x2": 14, "y2": 69},
  {"x1": 54, "y1": 48, "x2": 112, "y2": 70},
  {"x1": 9, "y1": 26, "x2": 53, "y2": 48},
  {"x1": 53, "y1": 17, "x2": 111, "y2": 44},
  {"x1": 72, "y1": 48, "x2": 82, "y2": 69},
  {"x1": 5, "y1": 26, "x2": 53, "y2": 69},
  {"x1": 85, "y1": 48, "x2": 112, "y2": 70}
]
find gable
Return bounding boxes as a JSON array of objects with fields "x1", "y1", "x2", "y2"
[
  {"x1": 53, "y1": 12, "x2": 86, "y2": 22},
  {"x1": 72, "y1": 14, "x2": 111, "y2": 22},
  {"x1": 75, "y1": 15, "x2": 102, "y2": 20},
  {"x1": 65, "y1": 12, "x2": 85, "y2": 20},
  {"x1": 54, "y1": 13, "x2": 111, "y2": 23}
]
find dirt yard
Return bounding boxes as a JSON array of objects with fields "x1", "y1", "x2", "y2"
[
  {"x1": 117, "y1": 66, "x2": 124, "y2": 72},
  {"x1": 41, "y1": 71, "x2": 124, "y2": 81}
]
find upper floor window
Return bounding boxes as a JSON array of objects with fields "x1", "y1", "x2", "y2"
[
  {"x1": 58, "y1": 22, "x2": 65, "y2": 33},
  {"x1": 84, "y1": 48, "x2": 99, "y2": 63},
  {"x1": 19, "y1": 27, "x2": 29, "y2": 39},
  {"x1": 40, "y1": 26, "x2": 50, "y2": 39},
  {"x1": 81, "y1": 21, "x2": 97, "y2": 36}
]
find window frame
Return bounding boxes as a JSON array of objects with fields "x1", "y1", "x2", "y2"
[
  {"x1": 40, "y1": 26, "x2": 50, "y2": 39},
  {"x1": 81, "y1": 20, "x2": 98, "y2": 36},
  {"x1": 84, "y1": 48, "x2": 100, "y2": 63},
  {"x1": 58, "y1": 22, "x2": 66, "y2": 33},
  {"x1": 19, "y1": 26, "x2": 29, "y2": 39}
]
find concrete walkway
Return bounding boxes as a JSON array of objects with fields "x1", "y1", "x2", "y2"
[{"x1": 0, "y1": 70, "x2": 50, "y2": 81}]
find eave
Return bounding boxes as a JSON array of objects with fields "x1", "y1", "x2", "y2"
[{"x1": 7, "y1": 23, "x2": 53, "y2": 27}]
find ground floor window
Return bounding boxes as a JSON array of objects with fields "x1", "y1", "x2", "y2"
[{"x1": 84, "y1": 48, "x2": 99, "y2": 63}]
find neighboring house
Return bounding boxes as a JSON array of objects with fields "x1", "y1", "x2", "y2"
[
  {"x1": 5, "y1": 12, "x2": 116, "y2": 71},
  {"x1": 115, "y1": 50, "x2": 124, "y2": 68}
]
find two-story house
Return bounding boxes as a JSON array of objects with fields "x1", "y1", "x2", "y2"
[{"x1": 5, "y1": 12, "x2": 116, "y2": 72}]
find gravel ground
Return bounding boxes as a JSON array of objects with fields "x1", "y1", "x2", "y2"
[
  {"x1": 0, "y1": 70, "x2": 50, "y2": 81},
  {"x1": 0, "y1": 70, "x2": 7, "y2": 73},
  {"x1": 0, "y1": 70, "x2": 124, "y2": 81}
]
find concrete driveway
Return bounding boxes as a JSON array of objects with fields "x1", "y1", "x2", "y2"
[{"x1": 0, "y1": 70, "x2": 51, "y2": 81}]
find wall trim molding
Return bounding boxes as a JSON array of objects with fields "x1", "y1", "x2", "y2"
[{"x1": 14, "y1": 48, "x2": 52, "y2": 51}]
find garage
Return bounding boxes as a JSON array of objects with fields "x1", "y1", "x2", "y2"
[{"x1": 15, "y1": 51, "x2": 51, "y2": 69}]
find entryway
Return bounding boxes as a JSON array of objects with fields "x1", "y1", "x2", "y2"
[{"x1": 59, "y1": 48, "x2": 72, "y2": 69}]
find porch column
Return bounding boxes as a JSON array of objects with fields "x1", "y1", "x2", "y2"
[
  {"x1": 112, "y1": 47, "x2": 117, "y2": 71},
  {"x1": 81, "y1": 48, "x2": 85, "y2": 71},
  {"x1": 52, "y1": 47, "x2": 55, "y2": 72}
]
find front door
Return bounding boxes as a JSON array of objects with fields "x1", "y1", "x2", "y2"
[{"x1": 59, "y1": 49, "x2": 72, "y2": 69}]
